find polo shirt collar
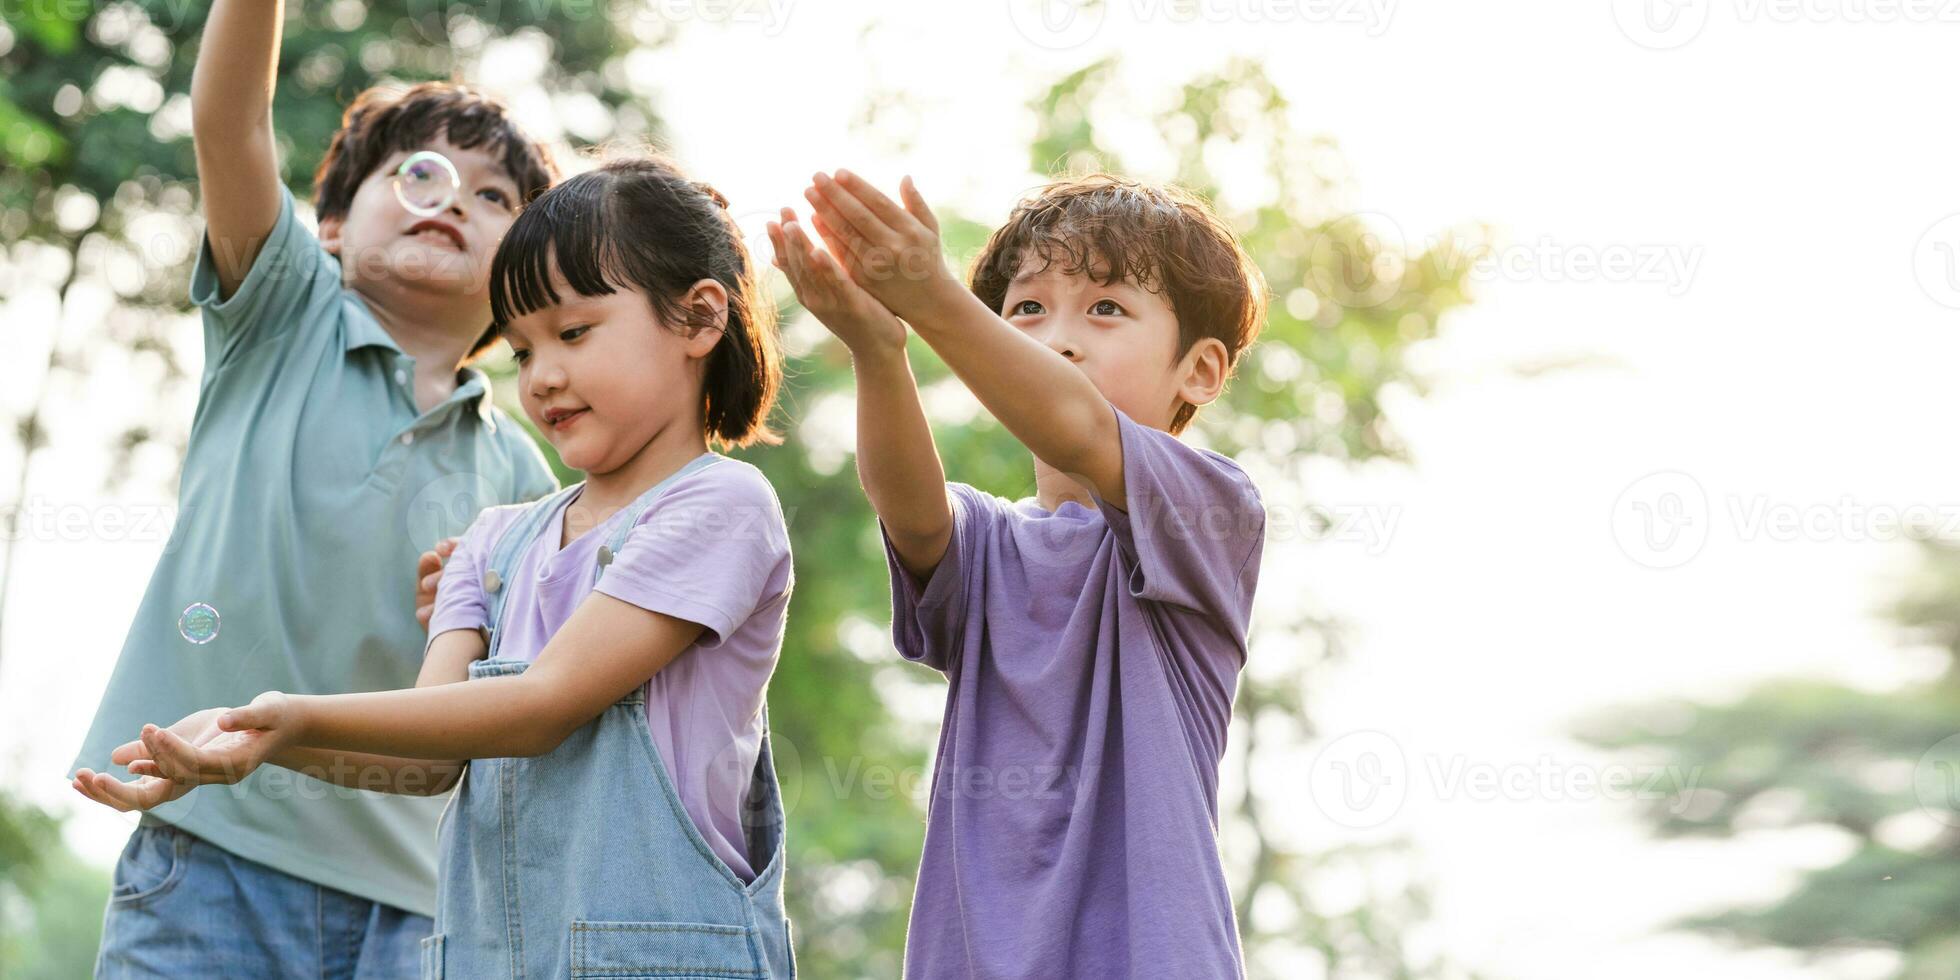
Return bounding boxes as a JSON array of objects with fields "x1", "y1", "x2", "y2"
[{"x1": 347, "y1": 308, "x2": 499, "y2": 427}]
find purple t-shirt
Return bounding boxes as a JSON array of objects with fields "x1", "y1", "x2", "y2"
[
  {"x1": 884, "y1": 407, "x2": 1265, "y2": 979},
  {"x1": 430, "y1": 454, "x2": 792, "y2": 882}
]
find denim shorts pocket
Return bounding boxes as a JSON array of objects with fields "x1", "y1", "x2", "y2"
[
  {"x1": 420, "y1": 934, "x2": 445, "y2": 980},
  {"x1": 108, "y1": 825, "x2": 188, "y2": 906},
  {"x1": 569, "y1": 920, "x2": 763, "y2": 979}
]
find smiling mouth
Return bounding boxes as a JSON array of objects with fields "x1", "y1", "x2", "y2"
[{"x1": 546, "y1": 409, "x2": 587, "y2": 430}]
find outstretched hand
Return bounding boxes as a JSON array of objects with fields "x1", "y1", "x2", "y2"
[
  {"x1": 70, "y1": 694, "x2": 297, "y2": 812},
  {"x1": 801, "y1": 171, "x2": 960, "y2": 323},
  {"x1": 767, "y1": 206, "x2": 907, "y2": 357}
]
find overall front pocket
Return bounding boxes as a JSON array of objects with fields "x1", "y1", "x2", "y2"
[{"x1": 569, "y1": 920, "x2": 764, "y2": 979}]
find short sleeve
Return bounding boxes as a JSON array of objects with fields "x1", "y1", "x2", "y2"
[
  {"x1": 1090, "y1": 406, "x2": 1265, "y2": 631},
  {"x1": 188, "y1": 185, "x2": 342, "y2": 377},
  {"x1": 426, "y1": 509, "x2": 504, "y2": 646},
  {"x1": 593, "y1": 464, "x2": 792, "y2": 647},
  {"x1": 881, "y1": 483, "x2": 996, "y2": 673}
]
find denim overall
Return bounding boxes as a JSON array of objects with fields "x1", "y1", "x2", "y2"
[{"x1": 422, "y1": 455, "x2": 795, "y2": 979}]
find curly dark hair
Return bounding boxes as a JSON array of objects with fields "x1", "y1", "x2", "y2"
[{"x1": 970, "y1": 174, "x2": 1268, "y2": 433}]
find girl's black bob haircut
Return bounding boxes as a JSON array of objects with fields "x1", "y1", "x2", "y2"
[{"x1": 489, "y1": 155, "x2": 780, "y2": 450}]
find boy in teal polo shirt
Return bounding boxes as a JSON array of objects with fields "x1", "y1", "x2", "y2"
[{"x1": 65, "y1": 0, "x2": 559, "y2": 973}]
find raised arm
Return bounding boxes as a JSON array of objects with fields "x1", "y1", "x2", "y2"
[
  {"x1": 191, "y1": 0, "x2": 287, "y2": 297},
  {"x1": 804, "y1": 172, "x2": 1126, "y2": 509},
  {"x1": 767, "y1": 207, "x2": 953, "y2": 579}
]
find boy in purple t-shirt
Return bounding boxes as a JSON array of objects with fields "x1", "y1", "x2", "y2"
[{"x1": 768, "y1": 170, "x2": 1268, "y2": 978}]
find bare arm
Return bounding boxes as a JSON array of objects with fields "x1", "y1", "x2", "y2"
[
  {"x1": 767, "y1": 207, "x2": 953, "y2": 579},
  {"x1": 87, "y1": 594, "x2": 708, "y2": 809},
  {"x1": 191, "y1": 0, "x2": 287, "y2": 297},
  {"x1": 255, "y1": 629, "x2": 486, "y2": 795},
  {"x1": 247, "y1": 594, "x2": 704, "y2": 761},
  {"x1": 805, "y1": 172, "x2": 1126, "y2": 508}
]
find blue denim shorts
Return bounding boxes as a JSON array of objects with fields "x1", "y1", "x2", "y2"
[{"x1": 95, "y1": 819, "x2": 431, "y2": 979}]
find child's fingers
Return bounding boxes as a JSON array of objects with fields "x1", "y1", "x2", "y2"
[
  {"x1": 72, "y1": 772, "x2": 129, "y2": 812},
  {"x1": 807, "y1": 211, "x2": 852, "y2": 259},
  {"x1": 435, "y1": 536, "x2": 459, "y2": 558},
  {"x1": 806, "y1": 242, "x2": 853, "y2": 288},
  {"x1": 129, "y1": 760, "x2": 162, "y2": 777},
  {"x1": 778, "y1": 221, "x2": 820, "y2": 286},
  {"x1": 83, "y1": 771, "x2": 150, "y2": 811},
  {"x1": 218, "y1": 701, "x2": 275, "y2": 733},
  {"x1": 834, "y1": 169, "x2": 918, "y2": 236},
  {"x1": 899, "y1": 176, "x2": 940, "y2": 234},
  {"x1": 108, "y1": 737, "x2": 150, "y2": 767},
  {"x1": 804, "y1": 180, "x2": 878, "y2": 252},
  {"x1": 812, "y1": 172, "x2": 894, "y2": 244},
  {"x1": 765, "y1": 222, "x2": 790, "y2": 271},
  {"x1": 144, "y1": 726, "x2": 200, "y2": 782}
]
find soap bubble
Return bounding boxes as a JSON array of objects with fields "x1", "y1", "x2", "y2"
[
  {"x1": 393, "y1": 150, "x2": 460, "y2": 217},
  {"x1": 178, "y1": 602, "x2": 220, "y2": 645}
]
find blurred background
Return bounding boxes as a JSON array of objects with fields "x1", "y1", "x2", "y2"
[{"x1": 6, "y1": 1, "x2": 1960, "y2": 977}]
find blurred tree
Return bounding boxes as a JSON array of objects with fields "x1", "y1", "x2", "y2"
[{"x1": 1580, "y1": 536, "x2": 1960, "y2": 979}]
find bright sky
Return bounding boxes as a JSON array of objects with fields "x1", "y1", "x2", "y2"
[{"x1": 6, "y1": 2, "x2": 1959, "y2": 977}]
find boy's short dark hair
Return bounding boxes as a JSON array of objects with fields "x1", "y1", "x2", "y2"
[
  {"x1": 312, "y1": 82, "x2": 558, "y2": 358},
  {"x1": 969, "y1": 174, "x2": 1268, "y2": 433}
]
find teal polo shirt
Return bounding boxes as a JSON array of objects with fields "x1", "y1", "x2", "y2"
[{"x1": 68, "y1": 187, "x2": 559, "y2": 916}]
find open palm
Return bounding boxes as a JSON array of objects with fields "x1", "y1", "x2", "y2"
[{"x1": 71, "y1": 706, "x2": 273, "y2": 811}]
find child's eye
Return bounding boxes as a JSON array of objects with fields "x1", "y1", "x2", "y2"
[
  {"x1": 1090, "y1": 299, "x2": 1124, "y2": 316},
  {"x1": 509, "y1": 348, "x2": 530, "y2": 364},
  {"x1": 1011, "y1": 299, "x2": 1044, "y2": 316},
  {"x1": 559, "y1": 325, "x2": 590, "y2": 343},
  {"x1": 479, "y1": 187, "x2": 513, "y2": 210}
]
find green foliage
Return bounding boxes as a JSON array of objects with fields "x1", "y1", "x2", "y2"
[
  {"x1": 0, "y1": 791, "x2": 111, "y2": 979},
  {"x1": 1581, "y1": 537, "x2": 1960, "y2": 974}
]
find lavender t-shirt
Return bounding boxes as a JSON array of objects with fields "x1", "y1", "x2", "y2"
[
  {"x1": 430, "y1": 454, "x2": 792, "y2": 881},
  {"x1": 884, "y1": 407, "x2": 1265, "y2": 979}
]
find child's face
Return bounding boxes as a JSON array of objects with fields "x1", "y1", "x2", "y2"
[
  {"x1": 319, "y1": 136, "x2": 522, "y2": 320},
  {"x1": 999, "y1": 258, "x2": 1193, "y2": 431},
  {"x1": 501, "y1": 268, "x2": 724, "y2": 473}
]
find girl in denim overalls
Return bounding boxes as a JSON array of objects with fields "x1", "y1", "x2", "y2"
[{"x1": 99, "y1": 157, "x2": 796, "y2": 978}]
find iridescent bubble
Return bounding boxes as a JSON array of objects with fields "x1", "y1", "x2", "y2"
[
  {"x1": 178, "y1": 603, "x2": 220, "y2": 645},
  {"x1": 392, "y1": 150, "x2": 461, "y2": 217}
]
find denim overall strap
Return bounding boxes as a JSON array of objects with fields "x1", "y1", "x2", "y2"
[
  {"x1": 481, "y1": 483, "x2": 582, "y2": 663},
  {"x1": 592, "y1": 453, "x2": 723, "y2": 586}
]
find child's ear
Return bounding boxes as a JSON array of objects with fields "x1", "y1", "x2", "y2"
[
  {"x1": 318, "y1": 215, "x2": 344, "y2": 257},
  {"x1": 681, "y1": 278, "x2": 731, "y2": 357},
  {"x1": 1175, "y1": 337, "x2": 1230, "y2": 410}
]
